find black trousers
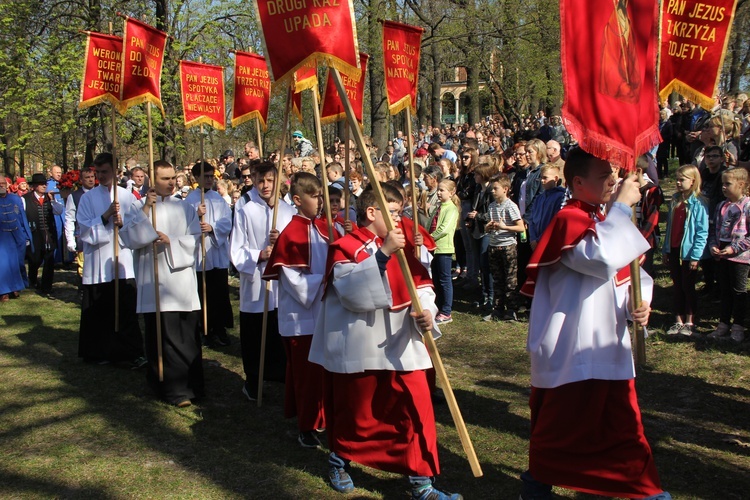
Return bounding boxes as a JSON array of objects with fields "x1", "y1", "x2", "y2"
[
  {"x1": 240, "y1": 310, "x2": 287, "y2": 398},
  {"x1": 27, "y1": 238, "x2": 55, "y2": 292},
  {"x1": 196, "y1": 268, "x2": 234, "y2": 335}
]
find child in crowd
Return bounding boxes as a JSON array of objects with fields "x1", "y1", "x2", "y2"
[
  {"x1": 430, "y1": 179, "x2": 460, "y2": 324},
  {"x1": 519, "y1": 147, "x2": 669, "y2": 500},
  {"x1": 708, "y1": 168, "x2": 750, "y2": 342},
  {"x1": 310, "y1": 183, "x2": 461, "y2": 500},
  {"x1": 662, "y1": 165, "x2": 709, "y2": 336},
  {"x1": 262, "y1": 172, "x2": 333, "y2": 448},
  {"x1": 699, "y1": 145, "x2": 728, "y2": 294},
  {"x1": 327, "y1": 186, "x2": 355, "y2": 237},
  {"x1": 634, "y1": 155, "x2": 664, "y2": 276},
  {"x1": 527, "y1": 164, "x2": 565, "y2": 250},
  {"x1": 483, "y1": 174, "x2": 524, "y2": 322}
]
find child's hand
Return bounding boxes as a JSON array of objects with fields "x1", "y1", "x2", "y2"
[
  {"x1": 259, "y1": 245, "x2": 273, "y2": 262},
  {"x1": 718, "y1": 246, "x2": 736, "y2": 257},
  {"x1": 630, "y1": 300, "x2": 651, "y2": 326},
  {"x1": 269, "y1": 229, "x2": 280, "y2": 246},
  {"x1": 613, "y1": 174, "x2": 641, "y2": 207},
  {"x1": 344, "y1": 220, "x2": 353, "y2": 233},
  {"x1": 467, "y1": 211, "x2": 477, "y2": 219},
  {"x1": 710, "y1": 245, "x2": 720, "y2": 257},
  {"x1": 689, "y1": 260, "x2": 698, "y2": 271},
  {"x1": 381, "y1": 228, "x2": 405, "y2": 256},
  {"x1": 411, "y1": 309, "x2": 433, "y2": 332},
  {"x1": 414, "y1": 231, "x2": 424, "y2": 246},
  {"x1": 197, "y1": 203, "x2": 206, "y2": 217}
]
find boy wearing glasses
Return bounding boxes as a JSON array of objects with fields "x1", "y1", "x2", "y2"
[{"x1": 311, "y1": 183, "x2": 461, "y2": 500}]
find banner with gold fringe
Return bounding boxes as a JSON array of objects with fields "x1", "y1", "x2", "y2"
[
  {"x1": 79, "y1": 31, "x2": 126, "y2": 114},
  {"x1": 179, "y1": 60, "x2": 226, "y2": 130},
  {"x1": 321, "y1": 52, "x2": 368, "y2": 126},
  {"x1": 382, "y1": 20, "x2": 423, "y2": 116},
  {"x1": 658, "y1": 0, "x2": 738, "y2": 110},
  {"x1": 254, "y1": 0, "x2": 360, "y2": 87},
  {"x1": 120, "y1": 17, "x2": 167, "y2": 115},
  {"x1": 231, "y1": 51, "x2": 271, "y2": 129}
]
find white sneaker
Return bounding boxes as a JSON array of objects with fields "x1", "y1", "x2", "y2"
[
  {"x1": 730, "y1": 324, "x2": 746, "y2": 343},
  {"x1": 666, "y1": 323, "x2": 684, "y2": 335},
  {"x1": 708, "y1": 322, "x2": 730, "y2": 338}
]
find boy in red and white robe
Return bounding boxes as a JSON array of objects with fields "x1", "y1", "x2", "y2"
[
  {"x1": 310, "y1": 183, "x2": 461, "y2": 500},
  {"x1": 519, "y1": 148, "x2": 670, "y2": 500},
  {"x1": 262, "y1": 172, "x2": 334, "y2": 449}
]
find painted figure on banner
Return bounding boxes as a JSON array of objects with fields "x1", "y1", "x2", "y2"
[{"x1": 600, "y1": 0, "x2": 641, "y2": 104}]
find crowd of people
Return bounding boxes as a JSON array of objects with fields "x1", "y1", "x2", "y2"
[{"x1": 1, "y1": 99, "x2": 748, "y2": 500}]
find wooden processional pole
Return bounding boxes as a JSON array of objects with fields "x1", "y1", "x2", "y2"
[{"x1": 146, "y1": 102, "x2": 164, "y2": 381}]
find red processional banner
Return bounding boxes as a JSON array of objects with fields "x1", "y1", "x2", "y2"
[
  {"x1": 560, "y1": 0, "x2": 661, "y2": 171},
  {"x1": 320, "y1": 52, "x2": 369, "y2": 126},
  {"x1": 120, "y1": 17, "x2": 168, "y2": 115},
  {"x1": 231, "y1": 51, "x2": 271, "y2": 129},
  {"x1": 658, "y1": 0, "x2": 738, "y2": 110},
  {"x1": 79, "y1": 32, "x2": 125, "y2": 114},
  {"x1": 254, "y1": 0, "x2": 360, "y2": 86},
  {"x1": 179, "y1": 61, "x2": 226, "y2": 130},
  {"x1": 382, "y1": 21, "x2": 423, "y2": 115},
  {"x1": 292, "y1": 64, "x2": 318, "y2": 123}
]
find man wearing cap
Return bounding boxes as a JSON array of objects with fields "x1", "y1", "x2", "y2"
[
  {"x1": 0, "y1": 176, "x2": 32, "y2": 302},
  {"x1": 222, "y1": 150, "x2": 239, "y2": 180},
  {"x1": 292, "y1": 131, "x2": 314, "y2": 157},
  {"x1": 22, "y1": 173, "x2": 64, "y2": 295}
]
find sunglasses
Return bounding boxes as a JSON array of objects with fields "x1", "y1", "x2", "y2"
[{"x1": 241, "y1": 174, "x2": 253, "y2": 179}]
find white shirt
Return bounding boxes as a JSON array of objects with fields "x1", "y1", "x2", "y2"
[
  {"x1": 120, "y1": 196, "x2": 201, "y2": 313},
  {"x1": 309, "y1": 239, "x2": 440, "y2": 373},
  {"x1": 64, "y1": 187, "x2": 90, "y2": 251},
  {"x1": 276, "y1": 221, "x2": 328, "y2": 337},
  {"x1": 527, "y1": 203, "x2": 653, "y2": 388},
  {"x1": 230, "y1": 188, "x2": 295, "y2": 313},
  {"x1": 77, "y1": 185, "x2": 137, "y2": 284},
  {"x1": 184, "y1": 189, "x2": 233, "y2": 270}
]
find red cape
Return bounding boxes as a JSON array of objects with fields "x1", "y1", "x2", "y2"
[
  {"x1": 521, "y1": 200, "x2": 641, "y2": 297},
  {"x1": 325, "y1": 225, "x2": 433, "y2": 311},
  {"x1": 399, "y1": 215, "x2": 437, "y2": 252},
  {"x1": 263, "y1": 214, "x2": 336, "y2": 280}
]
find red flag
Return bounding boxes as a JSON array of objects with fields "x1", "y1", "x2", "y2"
[
  {"x1": 254, "y1": 0, "x2": 360, "y2": 86},
  {"x1": 79, "y1": 32, "x2": 125, "y2": 114},
  {"x1": 321, "y1": 52, "x2": 369, "y2": 126},
  {"x1": 120, "y1": 17, "x2": 168, "y2": 114},
  {"x1": 658, "y1": 0, "x2": 739, "y2": 110},
  {"x1": 561, "y1": 0, "x2": 661, "y2": 171},
  {"x1": 382, "y1": 21, "x2": 423, "y2": 115},
  {"x1": 231, "y1": 51, "x2": 271, "y2": 129},
  {"x1": 292, "y1": 63, "x2": 318, "y2": 123},
  {"x1": 179, "y1": 61, "x2": 226, "y2": 130}
]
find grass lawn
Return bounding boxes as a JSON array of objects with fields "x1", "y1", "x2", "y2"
[{"x1": 1, "y1": 181, "x2": 749, "y2": 498}]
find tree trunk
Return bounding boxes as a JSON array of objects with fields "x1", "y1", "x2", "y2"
[{"x1": 368, "y1": 0, "x2": 389, "y2": 152}]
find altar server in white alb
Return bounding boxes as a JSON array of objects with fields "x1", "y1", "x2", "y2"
[
  {"x1": 518, "y1": 147, "x2": 670, "y2": 500},
  {"x1": 230, "y1": 161, "x2": 295, "y2": 401},
  {"x1": 185, "y1": 161, "x2": 234, "y2": 348},
  {"x1": 76, "y1": 153, "x2": 144, "y2": 366},
  {"x1": 120, "y1": 160, "x2": 204, "y2": 407}
]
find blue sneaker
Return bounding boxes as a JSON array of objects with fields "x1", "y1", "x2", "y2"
[
  {"x1": 643, "y1": 493, "x2": 672, "y2": 500},
  {"x1": 328, "y1": 466, "x2": 354, "y2": 493},
  {"x1": 412, "y1": 485, "x2": 463, "y2": 500}
]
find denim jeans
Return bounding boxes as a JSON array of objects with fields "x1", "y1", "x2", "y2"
[{"x1": 431, "y1": 253, "x2": 454, "y2": 316}]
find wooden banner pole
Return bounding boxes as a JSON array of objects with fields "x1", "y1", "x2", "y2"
[
  {"x1": 331, "y1": 68, "x2": 482, "y2": 477},
  {"x1": 258, "y1": 86, "x2": 293, "y2": 407},
  {"x1": 344, "y1": 122, "x2": 350, "y2": 222},
  {"x1": 109, "y1": 21, "x2": 120, "y2": 335},
  {"x1": 147, "y1": 102, "x2": 164, "y2": 382},
  {"x1": 199, "y1": 124, "x2": 208, "y2": 337},
  {"x1": 256, "y1": 118, "x2": 264, "y2": 158},
  {"x1": 630, "y1": 207, "x2": 646, "y2": 365},
  {"x1": 405, "y1": 107, "x2": 420, "y2": 258},
  {"x1": 311, "y1": 88, "x2": 335, "y2": 241}
]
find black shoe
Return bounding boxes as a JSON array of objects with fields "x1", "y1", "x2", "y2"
[
  {"x1": 298, "y1": 431, "x2": 321, "y2": 448},
  {"x1": 203, "y1": 335, "x2": 226, "y2": 348},
  {"x1": 131, "y1": 356, "x2": 148, "y2": 370},
  {"x1": 215, "y1": 330, "x2": 232, "y2": 346}
]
